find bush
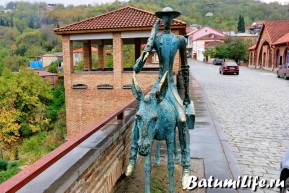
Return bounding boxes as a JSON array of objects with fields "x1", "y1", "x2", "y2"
[
  {"x1": 0, "y1": 160, "x2": 8, "y2": 171},
  {"x1": 9, "y1": 161, "x2": 18, "y2": 168},
  {"x1": 19, "y1": 123, "x2": 33, "y2": 137},
  {"x1": 47, "y1": 62, "x2": 58, "y2": 73},
  {"x1": 0, "y1": 166, "x2": 21, "y2": 183},
  {"x1": 22, "y1": 137, "x2": 41, "y2": 153}
]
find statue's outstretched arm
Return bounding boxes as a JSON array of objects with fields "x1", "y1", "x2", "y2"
[{"x1": 133, "y1": 20, "x2": 160, "y2": 73}]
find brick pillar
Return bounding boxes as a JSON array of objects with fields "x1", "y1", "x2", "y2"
[
  {"x1": 83, "y1": 41, "x2": 92, "y2": 71},
  {"x1": 62, "y1": 35, "x2": 73, "y2": 139},
  {"x1": 98, "y1": 44, "x2": 104, "y2": 69},
  {"x1": 62, "y1": 35, "x2": 74, "y2": 76},
  {"x1": 113, "y1": 32, "x2": 123, "y2": 89},
  {"x1": 135, "y1": 38, "x2": 141, "y2": 61}
]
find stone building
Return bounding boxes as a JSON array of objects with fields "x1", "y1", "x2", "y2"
[
  {"x1": 187, "y1": 26, "x2": 225, "y2": 61},
  {"x1": 54, "y1": 6, "x2": 187, "y2": 138},
  {"x1": 248, "y1": 20, "x2": 289, "y2": 70}
]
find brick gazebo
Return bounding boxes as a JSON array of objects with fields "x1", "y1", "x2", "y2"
[{"x1": 54, "y1": 6, "x2": 187, "y2": 138}]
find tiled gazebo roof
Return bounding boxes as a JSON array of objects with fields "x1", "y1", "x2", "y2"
[{"x1": 54, "y1": 6, "x2": 186, "y2": 35}]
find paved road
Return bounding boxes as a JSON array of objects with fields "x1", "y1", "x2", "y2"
[{"x1": 188, "y1": 59, "x2": 289, "y2": 193}]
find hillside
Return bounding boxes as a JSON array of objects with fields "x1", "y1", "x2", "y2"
[
  {"x1": 129, "y1": 0, "x2": 289, "y2": 30},
  {"x1": 0, "y1": 0, "x2": 288, "y2": 60}
]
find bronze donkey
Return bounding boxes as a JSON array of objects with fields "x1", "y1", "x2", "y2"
[{"x1": 131, "y1": 72, "x2": 178, "y2": 193}]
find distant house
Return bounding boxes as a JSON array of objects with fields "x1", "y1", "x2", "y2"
[
  {"x1": 205, "y1": 12, "x2": 213, "y2": 17},
  {"x1": 45, "y1": 4, "x2": 56, "y2": 11},
  {"x1": 187, "y1": 26, "x2": 225, "y2": 61},
  {"x1": 245, "y1": 21, "x2": 264, "y2": 35},
  {"x1": 248, "y1": 20, "x2": 289, "y2": 70},
  {"x1": 72, "y1": 47, "x2": 113, "y2": 67},
  {"x1": 42, "y1": 53, "x2": 63, "y2": 68},
  {"x1": 73, "y1": 47, "x2": 98, "y2": 66},
  {"x1": 45, "y1": 6, "x2": 54, "y2": 11},
  {"x1": 38, "y1": 70, "x2": 59, "y2": 86},
  {"x1": 205, "y1": 41, "x2": 225, "y2": 63},
  {"x1": 223, "y1": 31, "x2": 258, "y2": 45},
  {"x1": 30, "y1": 59, "x2": 43, "y2": 69}
]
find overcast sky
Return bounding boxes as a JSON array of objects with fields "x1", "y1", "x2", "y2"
[
  {"x1": 1, "y1": 0, "x2": 126, "y2": 6},
  {"x1": 1, "y1": 0, "x2": 289, "y2": 6}
]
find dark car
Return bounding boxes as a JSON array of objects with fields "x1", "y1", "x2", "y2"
[
  {"x1": 280, "y1": 148, "x2": 289, "y2": 193},
  {"x1": 277, "y1": 63, "x2": 289, "y2": 80},
  {"x1": 213, "y1": 58, "x2": 223, "y2": 65},
  {"x1": 219, "y1": 61, "x2": 239, "y2": 75}
]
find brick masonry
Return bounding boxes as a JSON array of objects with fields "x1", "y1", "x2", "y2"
[{"x1": 64, "y1": 124, "x2": 133, "y2": 193}]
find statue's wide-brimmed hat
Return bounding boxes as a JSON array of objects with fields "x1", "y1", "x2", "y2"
[{"x1": 155, "y1": 7, "x2": 181, "y2": 19}]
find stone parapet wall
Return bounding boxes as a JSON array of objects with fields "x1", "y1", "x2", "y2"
[{"x1": 65, "y1": 122, "x2": 133, "y2": 193}]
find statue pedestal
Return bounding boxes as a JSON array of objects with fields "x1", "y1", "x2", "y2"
[{"x1": 113, "y1": 157, "x2": 205, "y2": 193}]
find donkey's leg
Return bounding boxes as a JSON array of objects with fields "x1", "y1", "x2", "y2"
[
  {"x1": 173, "y1": 128, "x2": 180, "y2": 164},
  {"x1": 178, "y1": 123, "x2": 191, "y2": 189},
  {"x1": 125, "y1": 123, "x2": 139, "y2": 176},
  {"x1": 144, "y1": 154, "x2": 151, "y2": 193},
  {"x1": 154, "y1": 140, "x2": 161, "y2": 166},
  {"x1": 167, "y1": 141, "x2": 175, "y2": 193}
]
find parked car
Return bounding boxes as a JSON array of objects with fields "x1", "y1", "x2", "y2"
[
  {"x1": 280, "y1": 148, "x2": 289, "y2": 193},
  {"x1": 219, "y1": 61, "x2": 239, "y2": 75},
  {"x1": 213, "y1": 58, "x2": 223, "y2": 65},
  {"x1": 277, "y1": 63, "x2": 289, "y2": 80}
]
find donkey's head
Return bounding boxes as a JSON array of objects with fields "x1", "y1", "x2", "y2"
[{"x1": 132, "y1": 72, "x2": 168, "y2": 156}]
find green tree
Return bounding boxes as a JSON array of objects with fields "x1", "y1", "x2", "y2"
[
  {"x1": 0, "y1": 67, "x2": 52, "y2": 150},
  {"x1": 2, "y1": 55, "x2": 29, "y2": 72},
  {"x1": 226, "y1": 37, "x2": 248, "y2": 62},
  {"x1": 208, "y1": 37, "x2": 248, "y2": 62},
  {"x1": 237, "y1": 14, "x2": 245, "y2": 32},
  {"x1": 47, "y1": 79, "x2": 65, "y2": 122},
  {"x1": 214, "y1": 44, "x2": 229, "y2": 59}
]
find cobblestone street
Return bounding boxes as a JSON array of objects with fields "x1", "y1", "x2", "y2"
[{"x1": 189, "y1": 59, "x2": 289, "y2": 193}]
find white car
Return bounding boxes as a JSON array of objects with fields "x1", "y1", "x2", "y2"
[{"x1": 280, "y1": 148, "x2": 289, "y2": 193}]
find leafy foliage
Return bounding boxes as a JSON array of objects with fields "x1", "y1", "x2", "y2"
[
  {"x1": 0, "y1": 160, "x2": 8, "y2": 171},
  {"x1": 0, "y1": 67, "x2": 52, "y2": 149},
  {"x1": 209, "y1": 37, "x2": 249, "y2": 62},
  {"x1": 0, "y1": 163, "x2": 21, "y2": 183},
  {"x1": 129, "y1": 0, "x2": 289, "y2": 31},
  {"x1": 47, "y1": 77, "x2": 65, "y2": 123}
]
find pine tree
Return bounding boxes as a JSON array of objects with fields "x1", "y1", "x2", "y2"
[
  {"x1": 240, "y1": 15, "x2": 245, "y2": 32},
  {"x1": 237, "y1": 15, "x2": 242, "y2": 32},
  {"x1": 237, "y1": 15, "x2": 245, "y2": 33}
]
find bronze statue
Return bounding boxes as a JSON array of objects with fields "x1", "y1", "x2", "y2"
[{"x1": 126, "y1": 7, "x2": 195, "y2": 192}]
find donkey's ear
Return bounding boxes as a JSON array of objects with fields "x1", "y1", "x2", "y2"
[
  {"x1": 156, "y1": 71, "x2": 168, "y2": 103},
  {"x1": 132, "y1": 72, "x2": 144, "y2": 101}
]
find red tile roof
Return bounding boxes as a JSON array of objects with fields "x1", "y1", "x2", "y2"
[
  {"x1": 73, "y1": 47, "x2": 113, "y2": 54},
  {"x1": 42, "y1": 53, "x2": 63, "y2": 57},
  {"x1": 38, "y1": 71, "x2": 57, "y2": 77},
  {"x1": 206, "y1": 41, "x2": 224, "y2": 48},
  {"x1": 264, "y1": 20, "x2": 289, "y2": 44},
  {"x1": 248, "y1": 44, "x2": 256, "y2": 51},
  {"x1": 54, "y1": 6, "x2": 186, "y2": 34},
  {"x1": 273, "y1": 32, "x2": 289, "y2": 45},
  {"x1": 195, "y1": 33, "x2": 224, "y2": 41},
  {"x1": 73, "y1": 47, "x2": 98, "y2": 53}
]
